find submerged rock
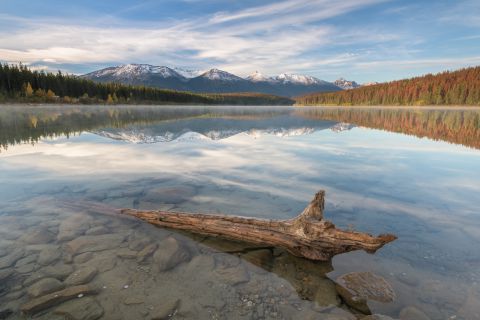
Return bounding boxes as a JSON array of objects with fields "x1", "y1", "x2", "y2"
[
  {"x1": 84, "y1": 226, "x2": 109, "y2": 236},
  {"x1": 150, "y1": 298, "x2": 181, "y2": 320},
  {"x1": 65, "y1": 234, "x2": 125, "y2": 255},
  {"x1": 0, "y1": 269, "x2": 13, "y2": 281},
  {"x1": 43, "y1": 263, "x2": 75, "y2": 280},
  {"x1": 153, "y1": 237, "x2": 191, "y2": 272},
  {"x1": 54, "y1": 297, "x2": 104, "y2": 320},
  {"x1": 21, "y1": 285, "x2": 97, "y2": 315},
  {"x1": 73, "y1": 252, "x2": 93, "y2": 264},
  {"x1": 64, "y1": 266, "x2": 98, "y2": 286},
  {"x1": 57, "y1": 214, "x2": 94, "y2": 242},
  {"x1": 335, "y1": 272, "x2": 395, "y2": 314},
  {"x1": 0, "y1": 248, "x2": 25, "y2": 269},
  {"x1": 27, "y1": 278, "x2": 65, "y2": 298},
  {"x1": 21, "y1": 228, "x2": 56, "y2": 244},
  {"x1": 399, "y1": 306, "x2": 430, "y2": 320},
  {"x1": 137, "y1": 243, "x2": 158, "y2": 263},
  {"x1": 38, "y1": 246, "x2": 61, "y2": 266},
  {"x1": 361, "y1": 315, "x2": 396, "y2": 320}
]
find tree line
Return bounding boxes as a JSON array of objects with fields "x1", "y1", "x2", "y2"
[
  {"x1": 0, "y1": 64, "x2": 293, "y2": 106},
  {"x1": 295, "y1": 107, "x2": 480, "y2": 149},
  {"x1": 296, "y1": 66, "x2": 480, "y2": 106}
]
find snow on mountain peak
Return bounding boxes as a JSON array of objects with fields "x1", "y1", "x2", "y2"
[
  {"x1": 334, "y1": 78, "x2": 360, "y2": 90},
  {"x1": 173, "y1": 67, "x2": 205, "y2": 78},
  {"x1": 200, "y1": 68, "x2": 244, "y2": 81},
  {"x1": 275, "y1": 73, "x2": 324, "y2": 85},
  {"x1": 90, "y1": 64, "x2": 184, "y2": 79},
  {"x1": 246, "y1": 71, "x2": 275, "y2": 83}
]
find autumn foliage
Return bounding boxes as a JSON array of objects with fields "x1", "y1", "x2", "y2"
[{"x1": 296, "y1": 67, "x2": 480, "y2": 106}]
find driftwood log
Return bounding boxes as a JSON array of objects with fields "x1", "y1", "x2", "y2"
[{"x1": 120, "y1": 190, "x2": 396, "y2": 261}]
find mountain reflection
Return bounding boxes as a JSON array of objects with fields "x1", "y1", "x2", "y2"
[{"x1": 0, "y1": 105, "x2": 479, "y2": 150}]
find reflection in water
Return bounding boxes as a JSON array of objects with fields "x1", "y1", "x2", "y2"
[
  {"x1": 1, "y1": 105, "x2": 480, "y2": 319},
  {"x1": 1, "y1": 105, "x2": 479, "y2": 149},
  {"x1": 296, "y1": 107, "x2": 480, "y2": 149}
]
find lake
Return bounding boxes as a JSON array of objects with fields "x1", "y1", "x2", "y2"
[{"x1": 0, "y1": 105, "x2": 479, "y2": 320}]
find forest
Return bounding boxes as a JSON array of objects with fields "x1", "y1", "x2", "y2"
[
  {"x1": 0, "y1": 64, "x2": 293, "y2": 106},
  {"x1": 296, "y1": 66, "x2": 480, "y2": 106},
  {"x1": 295, "y1": 107, "x2": 480, "y2": 149}
]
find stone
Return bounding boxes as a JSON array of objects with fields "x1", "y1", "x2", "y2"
[
  {"x1": 27, "y1": 278, "x2": 65, "y2": 298},
  {"x1": 153, "y1": 237, "x2": 191, "y2": 272},
  {"x1": 65, "y1": 234, "x2": 125, "y2": 255},
  {"x1": 20, "y1": 285, "x2": 97, "y2": 315},
  {"x1": 73, "y1": 252, "x2": 93, "y2": 264},
  {"x1": 150, "y1": 298, "x2": 181, "y2": 320},
  {"x1": 84, "y1": 255, "x2": 117, "y2": 273},
  {"x1": 314, "y1": 279, "x2": 341, "y2": 307},
  {"x1": 0, "y1": 248, "x2": 25, "y2": 269},
  {"x1": 128, "y1": 238, "x2": 151, "y2": 251},
  {"x1": 23, "y1": 272, "x2": 49, "y2": 287},
  {"x1": 0, "y1": 269, "x2": 14, "y2": 281},
  {"x1": 57, "y1": 213, "x2": 94, "y2": 242},
  {"x1": 0, "y1": 309, "x2": 13, "y2": 319},
  {"x1": 185, "y1": 255, "x2": 216, "y2": 273},
  {"x1": 64, "y1": 266, "x2": 98, "y2": 286},
  {"x1": 399, "y1": 306, "x2": 430, "y2": 320},
  {"x1": 21, "y1": 228, "x2": 56, "y2": 244},
  {"x1": 43, "y1": 263, "x2": 75, "y2": 280},
  {"x1": 215, "y1": 263, "x2": 250, "y2": 286},
  {"x1": 335, "y1": 272, "x2": 395, "y2": 314},
  {"x1": 123, "y1": 296, "x2": 144, "y2": 305},
  {"x1": 116, "y1": 248, "x2": 138, "y2": 259},
  {"x1": 137, "y1": 243, "x2": 158, "y2": 263},
  {"x1": 362, "y1": 315, "x2": 396, "y2": 320},
  {"x1": 85, "y1": 226, "x2": 109, "y2": 236},
  {"x1": 395, "y1": 272, "x2": 419, "y2": 287},
  {"x1": 54, "y1": 297, "x2": 104, "y2": 320},
  {"x1": 15, "y1": 254, "x2": 38, "y2": 267},
  {"x1": 38, "y1": 246, "x2": 61, "y2": 265},
  {"x1": 16, "y1": 263, "x2": 36, "y2": 274},
  {"x1": 241, "y1": 249, "x2": 274, "y2": 270}
]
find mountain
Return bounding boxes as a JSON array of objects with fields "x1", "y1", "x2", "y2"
[
  {"x1": 82, "y1": 64, "x2": 342, "y2": 97},
  {"x1": 92, "y1": 115, "x2": 337, "y2": 143},
  {"x1": 334, "y1": 78, "x2": 361, "y2": 90}
]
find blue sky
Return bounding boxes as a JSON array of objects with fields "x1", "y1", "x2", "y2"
[{"x1": 1, "y1": 0, "x2": 479, "y2": 82}]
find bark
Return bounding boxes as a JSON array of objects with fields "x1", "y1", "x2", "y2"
[{"x1": 120, "y1": 190, "x2": 396, "y2": 261}]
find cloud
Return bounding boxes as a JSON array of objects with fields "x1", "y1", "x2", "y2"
[{"x1": 0, "y1": 0, "x2": 390, "y2": 76}]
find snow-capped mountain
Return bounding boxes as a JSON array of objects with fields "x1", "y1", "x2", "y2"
[
  {"x1": 334, "y1": 78, "x2": 360, "y2": 90},
  {"x1": 82, "y1": 64, "x2": 342, "y2": 97},
  {"x1": 275, "y1": 73, "x2": 327, "y2": 85},
  {"x1": 172, "y1": 67, "x2": 205, "y2": 78},
  {"x1": 199, "y1": 69, "x2": 244, "y2": 81},
  {"x1": 246, "y1": 71, "x2": 276, "y2": 83},
  {"x1": 84, "y1": 64, "x2": 185, "y2": 80},
  {"x1": 363, "y1": 81, "x2": 380, "y2": 86}
]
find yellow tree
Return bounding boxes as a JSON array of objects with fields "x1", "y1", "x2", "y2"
[{"x1": 24, "y1": 82, "x2": 34, "y2": 97}]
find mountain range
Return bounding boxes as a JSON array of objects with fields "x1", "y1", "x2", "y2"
[{"x1": 82, "y1": 64, "x2": 345, "y2": 97}]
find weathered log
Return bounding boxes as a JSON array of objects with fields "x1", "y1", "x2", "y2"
[{"x1": 120, "y1": 190, "x2": 396, "y2": 261}]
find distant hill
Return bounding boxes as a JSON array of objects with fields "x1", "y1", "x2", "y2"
[
  {"x1": 296, "y1": 66, "x2": 480, "y2": 106},
  {"x1": 0, "y1": 64, "x2": 294, "y2": 106},
  {"x1": 82, "y1": 64, "x2": 342, "y2": 97}
]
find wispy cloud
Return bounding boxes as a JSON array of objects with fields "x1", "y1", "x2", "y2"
[{"x1": 0, "y1": 0, "x2": 478, "y2": 81}]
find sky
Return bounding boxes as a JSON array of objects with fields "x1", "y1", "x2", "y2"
[{"x1": 1, "y1": 0, "x2": 479, "y2": 82}]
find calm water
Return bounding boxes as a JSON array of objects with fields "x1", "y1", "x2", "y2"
[{"x1": 0, "y1": 105, "x2": 479, "y2": 320}]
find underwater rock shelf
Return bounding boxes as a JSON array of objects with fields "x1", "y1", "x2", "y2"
[{"x1": 121, "y1": 190, "x2": 396, "y2": 261}]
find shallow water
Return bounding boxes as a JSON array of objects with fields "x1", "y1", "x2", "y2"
[{"x1": 0, "y1": 105, "x2": 479, "y2": 319}]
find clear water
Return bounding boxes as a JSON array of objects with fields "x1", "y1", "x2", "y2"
[{"x1": 0, "y1": 105, "x2": 479, "y2": 320}]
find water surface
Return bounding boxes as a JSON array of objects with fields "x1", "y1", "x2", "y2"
[{"x1": 0, "y1": 105, "x2": 479, "y2": 320}]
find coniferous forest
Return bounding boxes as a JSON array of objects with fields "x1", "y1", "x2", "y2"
[
  {"x1": 0, "y1": 64, "x2": 293, "y2": 106},
  {"x1": 296, "y1": 66, "x2": 480, "y2": 106}
]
